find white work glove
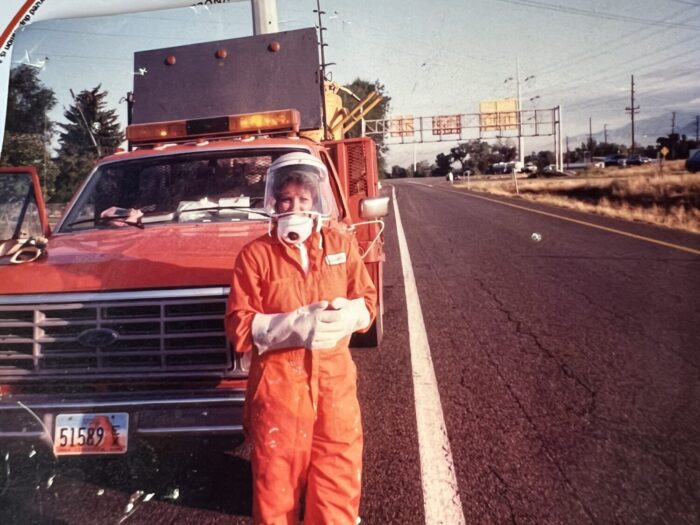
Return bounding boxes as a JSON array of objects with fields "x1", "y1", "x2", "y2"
[
  {"x1": 312, "y1": 297, "x2": 371, "y2": 350},
  {"x1": 252, "y1": 301, "x2": 329, "y2": 354}
]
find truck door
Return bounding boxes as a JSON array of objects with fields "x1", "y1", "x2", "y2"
[{"x1": 0, "y1": 166, "x2": 51, "y2": 264}]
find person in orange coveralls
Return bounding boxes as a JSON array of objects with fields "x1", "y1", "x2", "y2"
[{"x1": 225, "y1": 151, "x2": 377, "y2": 525}]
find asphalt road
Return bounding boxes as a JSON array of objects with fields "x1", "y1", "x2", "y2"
[{"x1": 2, "y1": 179, "x2": 699, "y2": 524}]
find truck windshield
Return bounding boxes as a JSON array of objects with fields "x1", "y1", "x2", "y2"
[{"x1": 59, "y1": 149, "x2": 298, "y2": 232}]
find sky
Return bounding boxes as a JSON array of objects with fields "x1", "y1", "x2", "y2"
[{"x1": 4, "y1": 0, "x2": 700, "y2": 168}]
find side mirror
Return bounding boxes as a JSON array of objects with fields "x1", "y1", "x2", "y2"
[{"x1": 359, "y1": 196, "x2": 390, "y2": 220}]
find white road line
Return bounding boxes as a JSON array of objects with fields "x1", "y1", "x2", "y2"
[{"x1": 391, "y1": 186, "x2": 466, "y2": 525}]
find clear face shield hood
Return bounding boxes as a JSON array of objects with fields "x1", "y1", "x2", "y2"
[{"x1": 263, "y1": 154, "x2": 335, "y2": 246}]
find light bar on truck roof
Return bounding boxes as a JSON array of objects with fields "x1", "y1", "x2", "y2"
[{"x1": 126, "y1": 109, "x2": 301, "y2": 144}]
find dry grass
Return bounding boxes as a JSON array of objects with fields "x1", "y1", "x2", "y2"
[{"x1": 455, "y1": 161, "x2": 700, "y2": 234}]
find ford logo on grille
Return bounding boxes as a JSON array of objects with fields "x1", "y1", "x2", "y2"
[{"x1": 77, "y1": 328, "x2": 119, "y2": 348}]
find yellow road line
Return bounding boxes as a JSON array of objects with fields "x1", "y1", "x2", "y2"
[{"x1": 424, "y1": 183, "x2": 700, "y2": 256}]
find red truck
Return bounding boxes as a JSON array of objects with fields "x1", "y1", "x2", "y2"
[{"x1": 0, "y1": 28, "x2": 386, "y2": 459}]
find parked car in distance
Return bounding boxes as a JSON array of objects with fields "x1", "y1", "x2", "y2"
[
  {"x1": 522, "y1": 162, "x2": 538, "y2": 174},
  {"x1": 686, "y1": 149, "x2": 700, "y2": 173},
  {"x1": 625, "y1": 153, "x2": 653, "y2": 165},
  {"x1": 542, "y1": 164, "x2": 559, "y2": 176},
  {"x1": 488, "y1": 162, "x2": 511, "y2": 174},
  {"x1": 604, "y1": 153, "x2": 627, "y2": 167}
]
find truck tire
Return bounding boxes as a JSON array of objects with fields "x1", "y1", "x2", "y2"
[
  {"x1": 350, "y1": 271, "x2": 384, "y2": 348},
  {"x1": 350, "y1": 312, "x2": 383, "y2": 347}
]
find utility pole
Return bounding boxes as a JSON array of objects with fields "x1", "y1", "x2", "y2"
[
  {"x1": 625, "y1": 74, "x2": 640, "y2": 152},
  {"x1": 251, "y1": 0, "x2": 279, "y2": 34},
  {"x1": 70, "y1": 88, "x2": 101, "y2": 157},
  {"x1": 516, "y1": 59, "x2": 524, "y2": 165},
  {"x1": 565, "y1": 135, "x2": 570, "y2": 168},
  {"x1": 506, "y1": 60, "x2": 533, "y2": 165},
  {"x1": 603, "y1": 123, "x2": 608, "y2": 144},
  {"x1": 588, "y1": 117, "x2": 593, "y2": 152},
  {"x1": 413, "y1": 142, "x2": 417, "y2": 173},
  {"x1": 671, "y1": 112, "x2": 676, "y2": 135}
]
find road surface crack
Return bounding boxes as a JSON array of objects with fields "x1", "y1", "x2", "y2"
[
  {"x1": 467, "y1": 276, "x2": 599, "y2": 524},
  {"x1": 472, "y1": 276, "x2": 597, "y2": 412},
  {"x1": 488, "y1": 466, "x2": 517, "y2": 524}
]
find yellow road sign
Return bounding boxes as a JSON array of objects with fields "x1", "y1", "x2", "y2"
[{"x1": 479, "y1": 98, "x2": 519, "y2": 131}]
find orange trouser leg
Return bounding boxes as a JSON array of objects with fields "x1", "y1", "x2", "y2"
[
  {"x1": 249, "y1": 359, "x2": 315, "y2": 525},
  {"x1": 303, "y1": 358, "x2": 363, "y2": 525}
]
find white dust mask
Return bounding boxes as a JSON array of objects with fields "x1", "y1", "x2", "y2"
[{"x1": 277, "y1": 214, "x2": 314, "y2": 245}]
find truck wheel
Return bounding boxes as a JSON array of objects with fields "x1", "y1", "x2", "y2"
[
  {"x1": 351, "y1": 312, "x2": 383, "y2": 347},
  {"x1": 351, "y1": 278, "x2": 384, "y2": 348},
  {"x1": 350, "y1": 257, "x2": 384, "y2": 348}
]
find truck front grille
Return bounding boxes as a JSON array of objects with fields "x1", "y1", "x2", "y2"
[{"x1": 0, "y1": 289, "x2": 237, "y2": 377}]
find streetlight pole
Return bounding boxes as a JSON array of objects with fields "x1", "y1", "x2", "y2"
[
  {"x1": 511, "y1": 59, "x2": 535, "y2": 165},
  {"x1": 516, "y1": 59, "x2": 523, "y2": 165},
  {"x1": 529, "y1": 95, "x2": 540, "y2": 137}
]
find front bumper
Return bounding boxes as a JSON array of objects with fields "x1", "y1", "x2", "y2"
[{"x1": 0, "y1": 388, "x2": 245, "y2": 453}]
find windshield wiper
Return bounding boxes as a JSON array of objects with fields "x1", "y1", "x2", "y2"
[
  {"x1": 141, "y1": 206, "x2": 269, "y2": 224},
  {"x1": 175, "y1": 205, "x2": 269, "y2": 217},
  {"x1": 67, "y1": 205, "x2": 268, "y2": 228},
  {"x1": 67, "y1": 215, "x2": 145, "y2": 229}
]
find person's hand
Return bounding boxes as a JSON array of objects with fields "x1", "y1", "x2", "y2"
[
  {"x1": 309, "y1": 297, "x2": 370, "y2": 350},
  {"x1": 293, "y1": 301, "x2": 331, "y2": 349},
  {"x1": 251, "y1": 298, "x2": 370, "y2": 353},
  {"x1": 252, "y1": 301, "x2": 328, "y2": 354},
  {"x1": 100, "y1": 207, "x2": 144, "y2": 225}
]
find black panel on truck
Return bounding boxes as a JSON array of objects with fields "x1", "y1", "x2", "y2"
[{"x1": 132, "y1": 28, "x2": 322, "y2": 130}]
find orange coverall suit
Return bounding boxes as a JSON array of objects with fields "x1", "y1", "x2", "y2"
[{"x1": 226, "y1": 225, "x2": 377, "y2": 525}]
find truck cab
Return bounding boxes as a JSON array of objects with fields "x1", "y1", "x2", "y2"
[{"x1": 0, "y1": 29, "x2": 386, "y2": 458}]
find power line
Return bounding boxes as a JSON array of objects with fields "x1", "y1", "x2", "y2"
[
  {"x1": 23, "y1": 26, "x2": 208, "y2": 42},
  {"x1": 667, "y1": 0, "x2": 700, "y2": 6},
  {"x1": 28, "y1": 52, "x2": 130, "y2": 63},
  {"x1": 532, "y1": 7, "x2": 690, "y2": 78},
  {"x1": 491, "y1": 0, "x2": 700, "y2": 31},
  {"x1": 531, "y1": 24, "x2": 698, "y2": 97},
  {"x1": 537, "y1": 51, "x2": 700, "y2": 109}
]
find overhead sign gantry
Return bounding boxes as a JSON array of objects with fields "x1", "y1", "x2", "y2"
[{"x1": 363, "y1": 104, "x2": 564, "y2": 172}]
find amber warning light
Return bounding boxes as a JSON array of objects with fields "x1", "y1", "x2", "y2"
[{"x1": 126, "y1": 109, "x2": 301, "y2": 144}]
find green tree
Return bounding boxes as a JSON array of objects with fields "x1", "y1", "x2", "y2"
[
  {"x1": 450, "y1": 145, "x2": 468, "y2": 173},
  {"x1": 433, "y1": 152, "x2": 452, "y2": 177},
  {"x1": 391, "y1": 165, "x2": 408, "y2": 178},
  {"x1": 435, "y1": 139, "x2": 518, "y2": 175},
  {"x1": 534, "y1": 150, "x2": 555, "y2": 171},
  {"x1": 1, "y1": 64, "x2": 57, "y2": 198},
  {"x1": 594, "y1": 142, "x2": 625, "y2": 157},
  {"x1": 53, "y1": 85, "x2": 124, "y2": 202},
  {"x1": 489, "y1": 140, "x2": 517, "y2": 165},
  {"x1": 412, "y1": 160, "x2": 431, "y2": 178},
  {"x1": 338, "y1": 78, "x2": 391, "y2": 174},
  {"x1": 5, "y1": 64, "x2": 57, "y2": 134},
  {"x1": 454, "y1": 139, "x2": 491, "y2": 174},
  {"x1": 0, "y1": 134, "x2": 59, "y2": 197}
]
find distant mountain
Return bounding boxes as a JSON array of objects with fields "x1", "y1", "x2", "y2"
[{"x1": 570, "y1": 111, "x2": 699, "y2": 148}]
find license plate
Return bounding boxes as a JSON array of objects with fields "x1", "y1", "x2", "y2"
[{"x1": 53, "y1": 413, "x2": 128, "y2": 456}]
